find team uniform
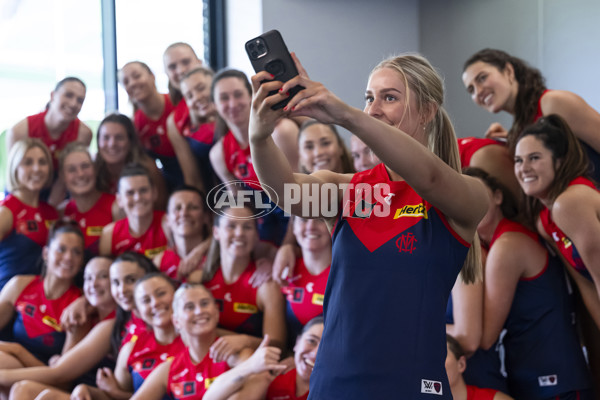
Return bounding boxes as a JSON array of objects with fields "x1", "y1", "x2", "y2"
[
  {"x1": 309, "y1": 163, "x2": 470, "y2": 399},
  {"x1": 12, "y1": 276, "x2": 80, "y2": 364},
  {"x1": 134, "y1": 94, "x2": 183, "y2": 190},
  {"x1": 491, "y1": 218, "x2": 592, "y2": 399},
  {"x1": 166, "y1": 344, "x2": 230, "y2": 399},
  {"x1": 110, "y1": 211, "x2": 167, "y2": 258},
  {"x1": 27, "y1": 110, "x2": 80, "y2": 171},
  {"x1": 221, "y1": 131, "x2": 288, "y2": 245},
  {"x1": 457, "y1": 137, "x2": 505, "y2": 169},
  {"x1": 159, "y1": 249, "x2": 183, "y2": 281},
  {"x1": 466, "y1": 385, "x2": 499, "y2": 400},
  {"x1": 64, "y1": 192, "x2": 115, "y2": 258},
  {"x1": 0, "y1": 195, "x2": 58, "y2": 289},
  {"x1": 281, "y1": 258, "x2": 329, "y2": 342},
  {"x1": 204, "y1": 262, "x2": 263, "y2": 337},
  {"x1": 539, "y1": 177, "x2": 595, "y2": 282},
  {"x1": 266, "y1": 368, "x2": 308, "y2": 400},
  {"x1": 533, "y1": 90, "x2": 600, "y2": 183},
  {"x1": 446, "y1": 293, "x2": 508, "y2": 393},
  {"x1": 127, "y1": 330, "x2": 185, "y2": 396},
  {"x1": 174, "y1": 104, "x2": 220, "y2": 193}
]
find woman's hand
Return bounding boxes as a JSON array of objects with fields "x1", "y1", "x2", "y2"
[
  {"x1": 249, "y1": 257, "x2": 273, "y2": 288},
  {"x1": 210, "y1": 335, "x2": 252, "y2": 363},
  {"x1": 246, "y1": 335, "x2": 287, "y2": 376},
  {"x1": 484, "y1": 122, "x2": 508, "y2": 140},
  {"x1": 249, "y1": 71, "x2": 290, "y2": 144},
  {"x1": 96, "y1": 367, "x2": 121, "y2": 396},
  {"x1": 70, "y1": 384, "x2": 92, "y2": 400}
]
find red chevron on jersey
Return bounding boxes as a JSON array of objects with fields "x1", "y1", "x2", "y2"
[
  {"x1": 173, "y1": 99, "x2": 190, "y2": 133},
  {"x1": 266, "y1": 368, "x2": 308, "y2": 400},
  {"x1": 167, "y1": 342, "x2": 230, "y2": 399},
  {"x1": 159, "y1": 249, "x2": 181, "y2": 280},
  {"x1": 27, "y1": 110, "x2": 80, "y2": 170},
  {"x1": 203, "y1": 262, "x2": 261, "y2": 334},
  {"x1": 111, "y1": 211, "x2": 167, "y2": 258},
  {"x1": 64, "y1": 192, "x2": 115, "y2": 250},
  {"x1": 466, "y1": 385, "x2": 498, "y2": 400},
  {"x1": 342, "y1": 164, "x2": 432, "y2": 252},
  {"x1": 134, "y1": 94, "x2": 176, "y2": 157}
]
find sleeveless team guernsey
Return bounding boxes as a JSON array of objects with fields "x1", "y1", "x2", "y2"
[
  {"x1": 110, "y1": 211, "x2": 167, "y2": 258},
  {"x1": 266, "y1": 368, "x2": 308, "y2": 400},
  {"x1": 180, "y1": 117, "x2": 219, "y2": 193},
  {"x1": 281, "y1": 258, "x2": 329, "y2": 340},
  {"x1": 64, "y1": 192, "x2": 115, "y2": 257},
  {"x1": 204, "y1": 262, "x2": 263, "y2": 337},
  {"x1": 167, "y1": 343, "x2": 230, "y2": 399},
  {"x1": 308, "y1": 163, "x2": 470, "y2": 399},
  {"x1": 490, "y1": 218, "x2": 591, "y2": 399},
  {"x1": 466, "y1": 385, "x2": 499, "y2": 400},
  {"x1": 27, "y1": 110, "x2": 81, "y2": 170},
  {"x1": 0, "y1": 195, "x2": 58, "y2": 289},
  {"x1": 127, "y1": 330, "x2": 185, "y2": 396},
  {"x1": 539, "y1": 177, "x2": 595, "y2": 281},
  {"x1": 13, "y1": 276, "x2": 81, "y2": 363}
]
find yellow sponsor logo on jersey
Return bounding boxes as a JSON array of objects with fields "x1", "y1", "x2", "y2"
[
  {"x1": 87, "y1": 226, "x2": 103, "y2": 237},
  {"x1": 562, "y1": 237, "x2": 572, "y2": 249},
  {"x1": 312, "y1": 293, "x2": 324, "y2": 306},
  {"x1": 42, "y1": 315, "x2": 62, "y2": 332},
  {"x1": 233, "y1": 303, "x2": 258, "y2": 314},
  {"x1": 205, "y1": 377, "x2": 216, "y2": 389},
  {"x1": 393, "y1": 203, "x2": 428, "y2": 219},
  {"x1": 144, "y1": 246, "x2": 167, "y2": 259}
]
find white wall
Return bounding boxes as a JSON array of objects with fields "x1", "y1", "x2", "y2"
[
  {"x1": 260, "y1": 0, "x2": 420, "y2": 136},
  {"x1": 420, "y1": 0, "x2": 600, "y2": 138}
]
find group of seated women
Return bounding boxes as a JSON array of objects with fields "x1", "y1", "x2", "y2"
[{"x1": 1, "y1": 42, "x2": 600, "y2": 400}]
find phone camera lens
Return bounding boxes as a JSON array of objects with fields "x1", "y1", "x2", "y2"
[{"x1": 251, "y1": 51, "x2": 258, "y2": 58}]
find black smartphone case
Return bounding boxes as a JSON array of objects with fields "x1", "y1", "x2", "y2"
[{"x1": 245, "y1": 30, "x2": 303, "y2": 109}]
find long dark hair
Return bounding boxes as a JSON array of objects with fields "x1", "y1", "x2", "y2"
[
  {"x1": 515, "y1": 114, "x2": 592, "y2": 227},
  {"x1": 95, "y1": 113, "x2": 146, "y2": 192},
  {"x1": 109, "y1": 252, "x2": 159, "y2": 356},
  {"x1": 463, "y1": 49, "x2": 547, "y2": 149}
]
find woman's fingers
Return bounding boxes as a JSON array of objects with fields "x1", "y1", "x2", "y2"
[{"x1": 290, "y1": 52, "x2": 309, "y2": 79}]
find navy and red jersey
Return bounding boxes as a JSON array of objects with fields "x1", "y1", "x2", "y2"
[
  {"x1": 281, "y1": 258, "x2": 329, "y2": 340},
  {"x1": 110, "y1": 211, "x2": 167, "y2": 258},
  {"x1": 167, "y1": 345, "x2": 230, "y2": 399},
  {"x1": 457, "y1": 137, "x2": 505, "y2": 169},
  {"x1": 204, "y1": 262, "x2": 263, "y2": 337},
  {"x1": 172, "y1": 98, "x2": 190, "y2": 133},
  {"x1": 13, "y1": 276, "x2": 81, "y2": 364},
  {"x1": 466, "y1": 385, "x2": 499, "y2": 400},
  {"x1": 127, "y1": 330, "x2": 185, "y2": 394},
  {"x1": 27, "y1": 110, "x2": 81, "y2": 170},
  {"x1": 490, "y1": 218, "x2": 591, "y2": 399},
  {"x1": 121, "y1": 313, "x2": 148, "y2": 348},
  {"x1": 222, "y1": 131, "x2": 261, "y2": 190},
  {"x1": 309, "y1": 163, "x2": 470, "y2": 399},
  {"x1": 539, "y1": 177, "x2": 595, "y2": 281},
  {"x1": 0, "y1": 195, "x2": 58, "y2": 289},
  {"x1": 134, "y1": 94, "x2": 176, "y2": 158},
  {"x1": 266, "y1": 368, "x2": 308, "y2": 400},
  {"x1": 446, "y1": 292, "x2": 508, "y2": 393},
  {"x1": 64, "y1": 192, "x2": 115, "y2": 256}
]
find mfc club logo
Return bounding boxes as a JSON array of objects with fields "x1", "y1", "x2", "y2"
[
  {"x1": 396, "y1": 232, "x2": 418, "y2": 254},
  {"x1": 207, "y1": 180, "x2": 279, "y2": 220}
]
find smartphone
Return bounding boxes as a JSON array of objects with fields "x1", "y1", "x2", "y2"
[{"x1": 245, "y1": 30, "x2": 303, "y2": 110}]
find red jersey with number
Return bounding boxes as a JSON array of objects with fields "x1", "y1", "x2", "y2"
[
  {"x1": 267, "y1": 368, "x2": 308, "y2": 400},
  {"x1": 134, "y1": 94, "x2": 176, "y2": 157},
  {"x1": 27, "y1": 110, "x2": 81, "y2": 170},
  {"x1": 203, "y1": 262, "x2": 262, "y2": 336},
  {"x1": 13, "y1": 276, "x2": 81, "y2": 363},
  {"x1": 110, "y1": 211, "x2": 167, "y2": 258},
  {"x1": 64, "y1": 192, "x2": 115, "y2": 253},
  {"x1": 167, "y1": 345, "x2": 230, "y2": 399}
]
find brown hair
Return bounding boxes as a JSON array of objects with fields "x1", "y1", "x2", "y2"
[{"x1": 298, "y1": 119, "x2": 355, "y2": 174}]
